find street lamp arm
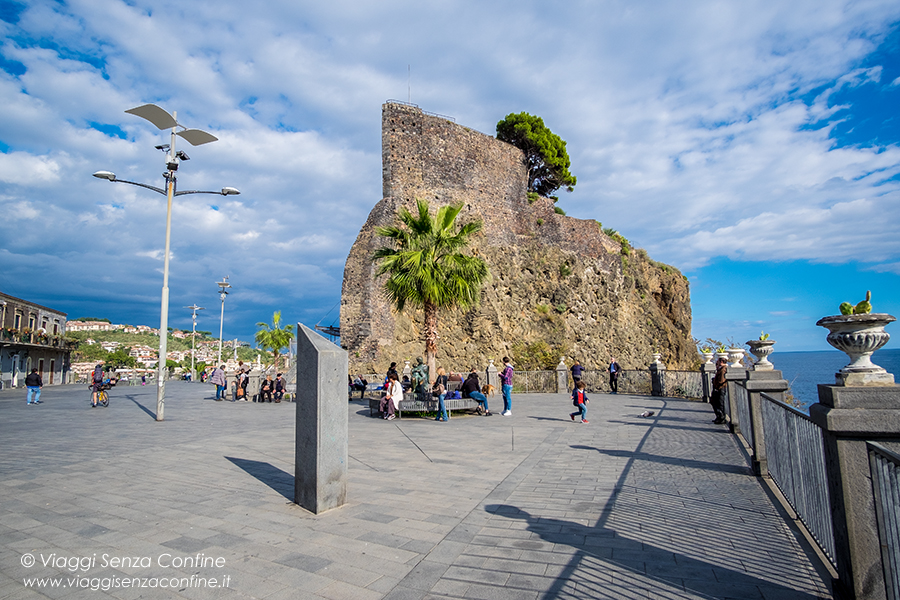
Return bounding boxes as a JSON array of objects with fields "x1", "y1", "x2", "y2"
[
  {"x1": 93, "y1": 173, "x2": 167, "y2": 195},
  {"x1": 174, "y1": 187, "x2": 241, "y2": 197}
]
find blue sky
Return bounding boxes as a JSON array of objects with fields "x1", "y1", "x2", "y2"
[{"x1": 0, "y1": 0, "x2": 899, "y2": 358}]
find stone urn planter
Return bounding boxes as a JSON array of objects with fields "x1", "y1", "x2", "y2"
[
  {"x1": 746, "y1": 340, "x2": 776, "y2": 371},
  {"x1": 715, "y1": 351, "x2": 729, "y2": 363},
  {"x1": 727, "y1": 348, "x2": 745, "y2": 368},
  {"x1": 699, "y1": 351, "x2": 713, "y2": 365},
  {"x1": 816, "y1": 313, "x2": 895, "y2": 386},
  {"x1": 652, "y1": 352, "x2": 663, "y2": 365}
]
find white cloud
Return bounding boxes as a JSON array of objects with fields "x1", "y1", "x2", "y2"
[{"x1": 1, "y1": 0, "x2": 899, "y2": 338}]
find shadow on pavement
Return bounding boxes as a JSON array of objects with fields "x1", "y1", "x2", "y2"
[
  {"x1": 123, "y1": 395, "x2": 157, "y2": 420},
  {"x1": 570, "y1": 444, "x2": 752, "y2": 476},
  {"x1": 225, "y1": 456, "x2": 293, "y2": 501},
  {"x1": 485, "y1": 503, "x2": 822, "y2": 600}
]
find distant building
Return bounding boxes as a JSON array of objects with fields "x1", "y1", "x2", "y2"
[
  {"x1": 0, "y1": 292, "x2": 71, "y2": 388},
  {"x1": 128, "y1": 345, "x2": 157, "y2": 367},
  {"x1": 67, "y1": 320, "x2": 121, "y2": 332}
]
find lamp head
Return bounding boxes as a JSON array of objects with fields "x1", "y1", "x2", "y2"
[
  {"x1": 93, "y1": 171, "x2": 116, "y2": 182},
  {"x1": 220, "y1": 187, "x2": 240, "y2": 196}
]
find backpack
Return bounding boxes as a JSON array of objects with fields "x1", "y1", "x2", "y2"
[{"x1": 93, "y1": 368, "x2": 104, "y2": 383}]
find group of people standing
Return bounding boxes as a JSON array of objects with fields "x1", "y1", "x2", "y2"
[
  {"x1": 208, "y1": 362, "x2": 285, "y2": 403},
  {"x1": 570, "y1": 357, "x2": 621, "y2": 394}
]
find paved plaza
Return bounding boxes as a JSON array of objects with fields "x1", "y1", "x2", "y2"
[{"x1": 1, "y1": 381, "x2": 833, "y2": 599}]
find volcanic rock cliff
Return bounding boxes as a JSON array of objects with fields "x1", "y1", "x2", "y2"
[{"x1": 340, "y1": 102, "x2": 693, "y2": 373}]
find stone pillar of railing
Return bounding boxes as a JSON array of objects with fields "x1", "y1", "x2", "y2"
[
  {"x1": 294, "y1": 324, "x2": 348, "y2": 514},
  {"x1": 725, "y1": 366, "x2": 747, "y2": 433},
  {"x1": 650, "y1": 353, "x2": 666, "y2": 397},
  {"x1": 486, "y1": 359, "x2": 498, "y2": 388},
  {"x1": 809, "y1": 385, "x2": 900, "y2": 600},
  {"x1": 806, "y1": 313, "x2": 899, "y2": 599},
  {"x1": 556, "y1": 359, "x2": 568, "y2": 394},
  {"x1": 743, "y1": 369, "x2": 789, "y2": 476},
  {"x1": 248, "y1": 369, "x2": 262, "y2": 401}
]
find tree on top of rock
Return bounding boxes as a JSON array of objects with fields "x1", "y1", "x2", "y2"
[{"x1": 496, "y1": 112, "x2": 576, "y2": 197}]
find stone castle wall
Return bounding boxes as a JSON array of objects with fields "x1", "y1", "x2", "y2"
[{"x1": 340, "y1": 102, "x2": 694, "y2": 373}]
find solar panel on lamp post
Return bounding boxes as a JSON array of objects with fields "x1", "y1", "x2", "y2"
[{"x1": 93, "y1": 104, "x2": 240, "y2": 421}]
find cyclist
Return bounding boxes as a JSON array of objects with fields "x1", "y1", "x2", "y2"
[{"x1": 91, "y1": 363, "x2": 105, "y2": 407}]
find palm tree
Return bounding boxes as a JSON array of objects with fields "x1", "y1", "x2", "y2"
[
  {"x1": 255, "y1": 311, "x2": 295, "y2": 370},
  {"x1": 373, "y1": 199, "x2": 489, "y2": 378}
]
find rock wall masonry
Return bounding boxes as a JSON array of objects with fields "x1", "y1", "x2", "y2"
[{"x1": 340, "y1": 102, "x2": 694, "y2": 373}]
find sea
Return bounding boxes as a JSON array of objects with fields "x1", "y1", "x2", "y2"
[{"x1": 771, "y1": 348, "x2": 900, "y2": 413}]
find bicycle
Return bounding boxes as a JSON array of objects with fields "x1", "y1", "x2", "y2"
[{"x1": 90, "y1": 382, "x2": 111, "y2": 408}]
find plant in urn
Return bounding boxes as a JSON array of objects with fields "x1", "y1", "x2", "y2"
[
  {"x1": 816, "y1": 291, "x2": 895, "y2": 386},
  {"x1": 746, "y1": 331, "x2": 776, "y2": 371}
]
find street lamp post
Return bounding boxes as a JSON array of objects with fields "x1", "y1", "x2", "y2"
[
  {"x1": 217, "y1": 277, "x2": 231, "y2": 366},
  {"x1": 94, "y1": 104, "x2": 240, "y2": 421},
  {"x1": 184, "y1": 304, "x2": 205, "y2": 381}
]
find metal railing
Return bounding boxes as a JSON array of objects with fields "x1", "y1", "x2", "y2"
[
  {"x1": 385, "y1": 99, "x2": 456, "y2": 122},
  {"x1": 511, "y1": 370, "x2": 557, "y2": 393},
  {"x1": 761, "y1": 392, "x2": 835, "y2": 566},
  {"x1": 663, "y1": 370, "x2": 703, "y2": 399},
  {"x1": 732, "y1": 383, "x2": 753, "y2": 446},
  {"x1": 577, "y1": 369, "x2": 652, "y2": 396},
  {"x1": 869, "y1": 442, "x2": 900, "y2": 599}
]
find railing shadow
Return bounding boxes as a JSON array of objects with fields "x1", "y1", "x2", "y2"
[
  {"x1": 571, "y1": 444, "x2": 752, "y2": 476},
  {"x1": 224, "y1": 456, "x2": 293, "y2": 501},
  {"x1": 485, "y1": 503, "x2": 822, "y2": 599}
]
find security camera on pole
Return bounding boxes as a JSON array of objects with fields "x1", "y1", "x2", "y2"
[{"x1": 94, "y1": 104, "x2": 240, "y2": 421}]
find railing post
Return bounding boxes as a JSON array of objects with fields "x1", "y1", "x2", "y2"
[
  {"x1": 556, "y1": 359, "x2": 567, "y2": 395},
  {"x1": 726, "y1": 366, "x2": 748, "y2": 437},
  {"x1": 743, "y1": 369, "x2": 789, "y2": 476},
  {"x1": 810, "y1": 385, "x2": 900, "y2": 600},
  {"x1": 486, "y1": 359, "x2": 498, "y2": 389},
  {"x1": 701, "y1": 361, "x2": 715, "y2": 403},
  {"x1": 650, "y1": 354, "x2": 666, "y2": 397}
]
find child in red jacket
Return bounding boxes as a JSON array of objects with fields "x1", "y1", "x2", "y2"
[{"x1": 570, "y1": 381, "x2": 589, "y2": 424}]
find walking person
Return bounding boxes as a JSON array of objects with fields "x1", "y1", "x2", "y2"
[
  {"x1": 608, "y1": 357, "x2": 621, "y2": 394},
  {"x1": 25, "y1": 368, "x2": 42, "y2": 405},
  {"x1": 499, "y1": 357, "x2": 514, "y2": 416},
  {"x1": 90, "y1": 364, "x2": 104, "y2": 407},
  {"x1": 711, "y1": 357, "x2": 728, "y2": 424},
  {"x1": 570, "y1": 381, "x2": 589, "y2": 424},
  {"x1": 240, "y1": 364, "x2": 250, "y2": 401},
  {"x1": 433, "y1": 366, "x2": 449, "y2": 422},
  {"x1": 210, "y1": 365, "x2": 226, "y2": 400},
  {"x1": 571, "y1": 360, "x2": 584, "y2": 387}
]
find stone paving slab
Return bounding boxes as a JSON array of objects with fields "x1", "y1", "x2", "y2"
[{"x1": 0, "y1": 382, "x2": 832, "y2": 599}]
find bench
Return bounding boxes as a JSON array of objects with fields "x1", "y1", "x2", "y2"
[{"x1": 367, "y1": 387, "x2": 480, "y2": 419}]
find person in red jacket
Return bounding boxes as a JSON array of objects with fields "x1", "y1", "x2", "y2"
[{"x1": 570, "y1": 381, "x2": 589, "y2": 424}]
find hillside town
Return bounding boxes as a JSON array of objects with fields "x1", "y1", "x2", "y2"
[{"x1": 0, "y1": 292, "x2": 267, "y2": 388}]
